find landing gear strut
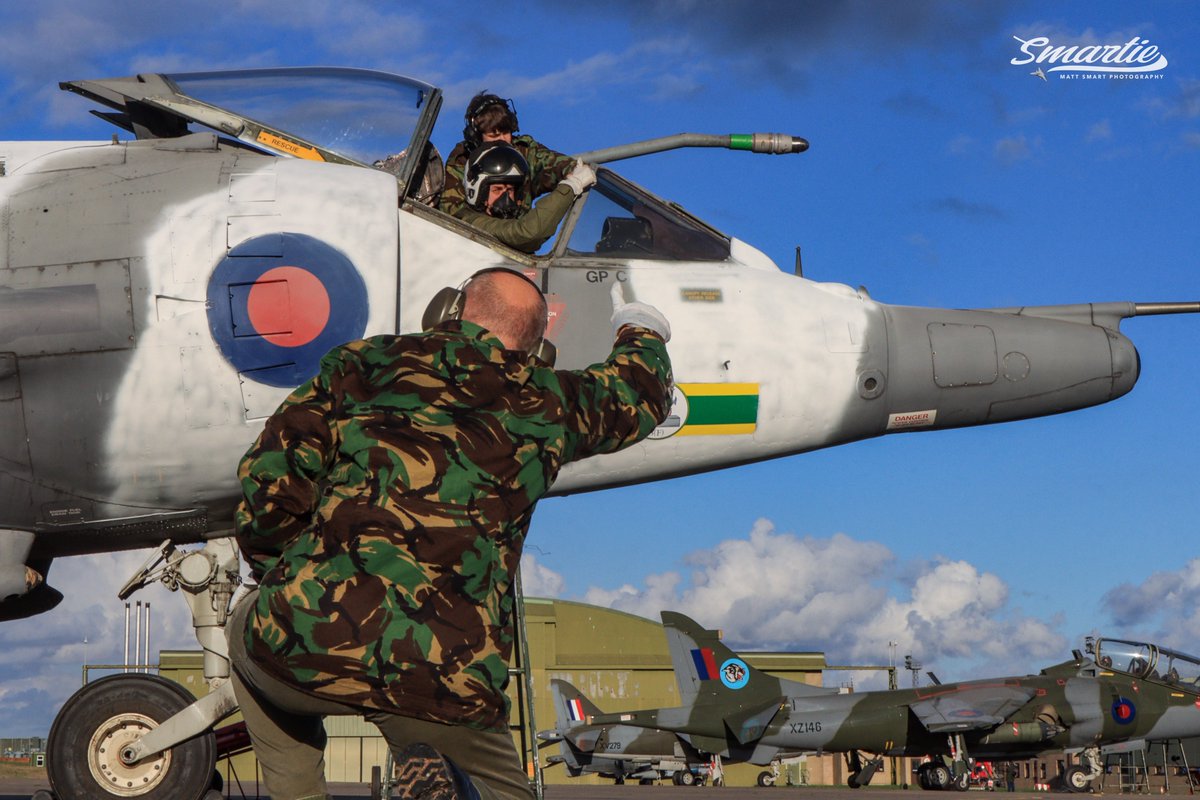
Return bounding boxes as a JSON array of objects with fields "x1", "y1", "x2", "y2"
[
  {"x1": 43, "y1": 539, "x2": 242, "y2": 800},
  {"x1": 1064, "y1": 746, "x2": 1102, "y2": 792}
]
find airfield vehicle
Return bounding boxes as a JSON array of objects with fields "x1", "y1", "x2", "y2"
[{"x1": 0, "y1": 67, "x2": 1195, "y2": 799}]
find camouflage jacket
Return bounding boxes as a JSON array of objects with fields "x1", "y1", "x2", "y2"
[
  {"x1": 457, "y1": 183, "x2": 576, "y2": 253},
  {"x1": 235, "y1": 321, "x2": 671, "y2": 731},
  {"x1": 440, "y1": 134, "x2": 575, "y2": 219}
]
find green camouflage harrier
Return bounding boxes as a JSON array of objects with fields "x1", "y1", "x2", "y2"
[
  {"x1": 581, "y1": 613, "x2": 1200, "y2": 792},
  {"x1": 235, "y1": 319, "x2": 671, "y2": 732}
]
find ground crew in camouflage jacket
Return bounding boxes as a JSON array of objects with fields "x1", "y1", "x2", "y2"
[
  {"x1": 231, "y1": 271, "x2": 672, "y2": 799},
  {"x1": 441, "y1": 134, "x2": 575, "y2": 219}
]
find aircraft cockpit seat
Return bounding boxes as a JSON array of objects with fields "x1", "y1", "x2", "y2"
[
  {"x1": 596, "y1": 216, "x2": 653, "y2": 256},
  {"x1": 375, "y1": 141, "x2": 445, "y2": 208}
]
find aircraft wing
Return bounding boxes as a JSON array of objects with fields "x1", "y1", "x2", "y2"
[
  {"x1": 909, "y1": 684, "x2": 1040, "y2": 733},
  {"x1": 724, "y1": 697, "x2": 787, "y2": 745}
]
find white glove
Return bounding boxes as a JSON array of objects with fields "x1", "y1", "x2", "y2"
[
  {"x1": 560, "y1": 160, "x2": 597, "y2": 195},
  {"x1": 610, "y1": 282, "x2": 671, "y2": 342}
]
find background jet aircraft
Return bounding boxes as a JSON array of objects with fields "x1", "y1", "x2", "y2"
[
  {"x1": 539, "y1": 678, "x2": 710, "y2": 785},
  {"x1": 1, "y1": 66, "x2": 1197, "y2": 800},
  {"x1": 583, "y1": 612, "x2": 1200, "y2": 792}
]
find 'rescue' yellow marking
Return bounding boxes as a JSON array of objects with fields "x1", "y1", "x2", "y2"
[{"x1": 256, "y1": 131, "x2": 326, "y2": 161}]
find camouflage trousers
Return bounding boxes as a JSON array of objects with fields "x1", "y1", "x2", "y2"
[{"x1": 227, "y1": 590, "x2": 534, "y2": 800}]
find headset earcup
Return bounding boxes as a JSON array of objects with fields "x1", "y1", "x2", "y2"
[
  {"x1": 422, "y1": 287, "x2": 466, "y2": 330},
  {"x1": 531, "y1": 339, "x2": 556, "y2": 368}
]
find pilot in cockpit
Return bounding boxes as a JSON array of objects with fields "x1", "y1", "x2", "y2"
[
  {"x1": 440, "y1": 92, "x2": 575, "y2": 219},
  {"x1": 457, "y1": 142, "x2": 595, "y2": 253}
]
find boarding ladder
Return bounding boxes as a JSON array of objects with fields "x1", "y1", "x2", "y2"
[{"x1": 1103, "y1": 749, "x2": 1152, "y2": 794}]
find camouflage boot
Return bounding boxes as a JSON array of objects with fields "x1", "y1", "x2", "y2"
[{"x1": 394, "y1": 743, "x2": 481, "y2": 800}]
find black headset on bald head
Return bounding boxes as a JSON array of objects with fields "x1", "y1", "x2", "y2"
[{"x1": 422, "y1": 267, "x2": 556, "y2": 366}]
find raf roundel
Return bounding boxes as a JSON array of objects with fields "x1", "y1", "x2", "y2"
[
  {"x1": 207, "y1": 233, "x2": 369, "y2": 387},
  {"x1": 1111, "y1": 697, "x2": 1137, "y2": 725}
]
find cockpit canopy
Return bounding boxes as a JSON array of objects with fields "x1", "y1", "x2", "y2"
[
  {"x1": 61, "y1": 67, "x2": 732, "y2": 263},
  {"x1": 62, "y1": 67, "x2": 441, "y2": 194},
  {"x1": 1094, "y1": 637, "x2": 1200, "y2": 688}
]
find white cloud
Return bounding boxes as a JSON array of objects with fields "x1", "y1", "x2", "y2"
[
  {"x1": 1102, "y1": 558, "x2": 1200, "y2": 646},
  {"x1": 578, "y1": 519, "x2": 1067, "y2": 684},
  {"x1": 438, "y1": 38, "x2": 705, "y2": 112},
  {"x1": 520, "y1": 552, "x2": 566, "y2": 598}
]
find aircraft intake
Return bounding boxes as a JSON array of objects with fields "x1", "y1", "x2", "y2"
[{"x1": 881, "y1": 303, "x2": 1141, "y2": 430}]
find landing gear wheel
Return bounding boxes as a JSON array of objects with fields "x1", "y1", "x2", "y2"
[
  {"x1": 1063, "y1": 766, "x2": 1091, "y2": 793},
  {"x1": 757, "y1": 771, "x2": 776, "y2": 787},
  {"x1": 952, "y1": 771, "x2": 970, "y2": 791},
  {"x1": 848, "y1": 772, "x2": 863, "y2": 788},
  {"x1": 927, "y1": 764, "x2": 952, "y2": 790},
  {"x1": 46, "y1": 674, "x2": 217, "y2": 800},
  {"x1": 678, "y1": 770, "x2": 696, "y2": 786}
]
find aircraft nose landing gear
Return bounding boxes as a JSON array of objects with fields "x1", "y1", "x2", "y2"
[
  {"x1": 45, "y1": 673, "x2": 218, "y2": 800},
  {"x1": 42, "y1": 539, "x2": 241, "y2": 800}
]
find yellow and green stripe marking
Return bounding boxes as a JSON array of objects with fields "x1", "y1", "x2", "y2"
[{"x1": 678, "y1": 382, "x2": 759, "y2": 436}]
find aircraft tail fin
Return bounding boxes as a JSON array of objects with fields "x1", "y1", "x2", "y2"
[
  {"x1": 662, "y1": 610, "x2": 832, "y2": 704},
  {"x1": 550, "y1": 678, "x2": 604, "y2": 729}
]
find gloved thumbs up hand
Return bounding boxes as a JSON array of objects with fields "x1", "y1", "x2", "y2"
[
  {"x1": 561, "y1": 160, "x2": 597, "y2": 195},
  {"x1": 610, "y1": 281, "x2": 671, "y2": 342}
]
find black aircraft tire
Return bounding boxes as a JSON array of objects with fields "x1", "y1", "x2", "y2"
[
  {"x1": 953, "y1": 771, "x2": 970, "y2": 791},
  {"x1": 757, "y1": 771, "x2": 776, "y2": 787},
  {"x1": 678, "y1": 770, "x2": 696, "y2": 786},
  {"x1": 46, "y1": 673, "x2": 217, "y2": 800},
  {"x1": 1063, "y1": 766, "x2": 1091, "y2": 793},
  {"x1": 929, "y1": 764, "x2": 952, "y2": 790}
]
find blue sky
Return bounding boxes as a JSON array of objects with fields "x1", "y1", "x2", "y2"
[{"x1": 1, "y1": 0, "x2": 1198, "y2": 734}]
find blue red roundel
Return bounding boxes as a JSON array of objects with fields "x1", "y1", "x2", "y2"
[
  {"x1": 1111, "y1": 697, "x2": 1137, "y2": 725},
  {"x1": 207, "y1": 233, "x2": 368, "y2": 387}
]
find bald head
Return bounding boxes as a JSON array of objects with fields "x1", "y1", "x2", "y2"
[{"x1": 461, "y1": 270, "x2": 548, "y2": 354}]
